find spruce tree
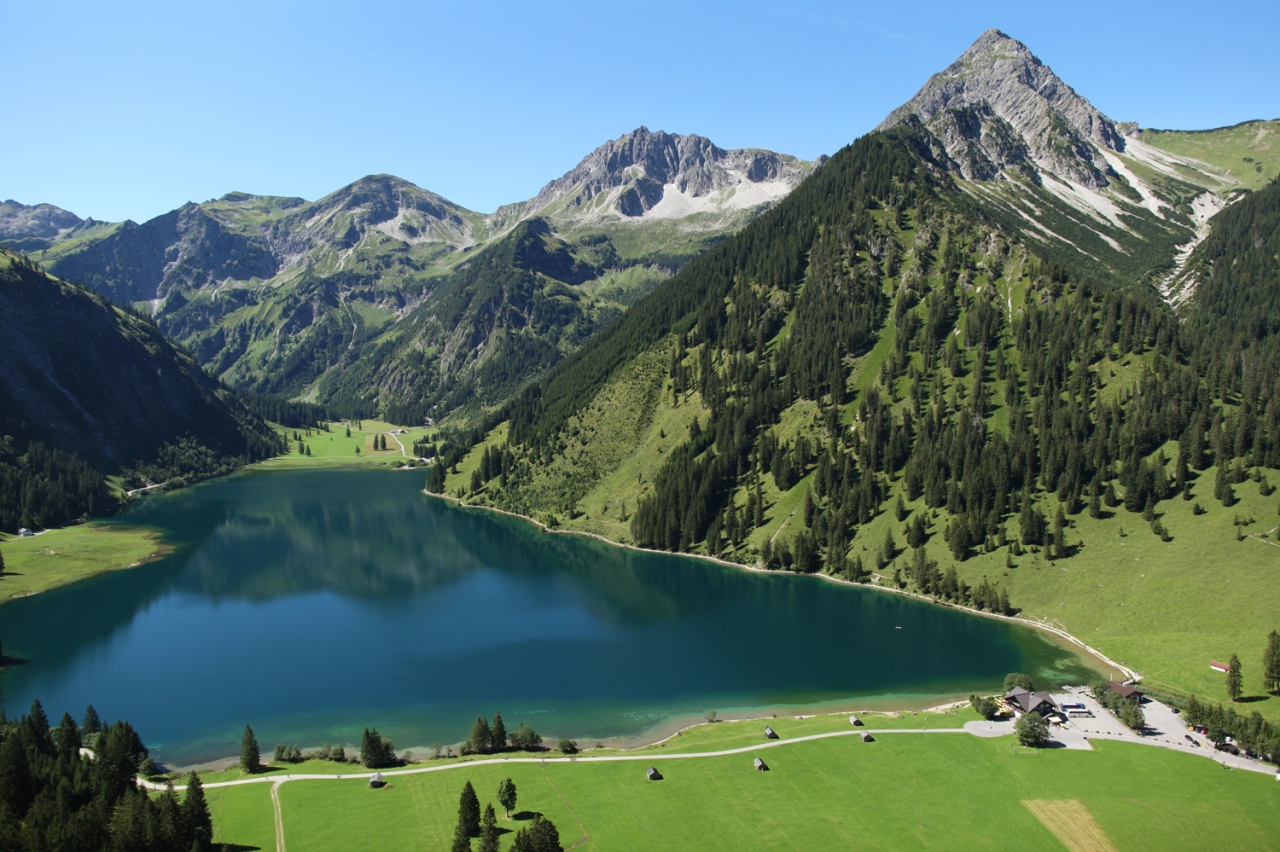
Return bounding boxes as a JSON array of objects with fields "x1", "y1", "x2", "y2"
[
  {"x1": 55, "y1": 712, "x2": 81, "y2": 762},
  {"x1": 0, "y1": 733, "x2": 34, "y2": 816},
  {"x1": 82, "y1": 704, "x2": 101, "y2": 735},
  {"x1": 478, "y1": 803, "x2": 500, "y2": 852},
  {"x1": 1052, "y1": 507, "x2": 1067, "y2": 560},
  {"x1": 491, "y1": 713, "x2": 507, "y2": 751},
  {"x1": 1226, "y1": 653, "x2": 1243, "y2": 702},
  {"x1": 470, "y1": 716, "x2": 492, "y2": 753},
  {"x1": 1264, "y1": 630, "x2": 1280, "y2": 695},
  {"x1": 451, "y1": 816, "x2": 472, "y2": 852},
  {"x1": 182, "y1": 771, "x2": 213, "y2": 851},
  {"x1": 240, "y1": 725, "x2": 260, "y2": 772},
  {"x1": 459, "y1": 780, "x2": 481, "y2": 837}
]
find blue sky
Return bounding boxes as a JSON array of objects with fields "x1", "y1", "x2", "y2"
[{"x1": 4, "y1": 0, "x2": 1277, "y2": 223}]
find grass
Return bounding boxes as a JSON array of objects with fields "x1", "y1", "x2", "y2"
[
  {"x1": 0, "y1": 524, "x2": 164, "y2": 601},
  {"x1": 210, "y1": 728, "x2": 1280, "y2": 851},
  {"x1": 257, "y1": 420, "x2": 436, "y2": 470},
  {"x1": 1141, "y1": 120, "x2": 1280, "y2": 191}
]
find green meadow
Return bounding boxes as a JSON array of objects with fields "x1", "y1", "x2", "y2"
[
  {"x1": 0, "y1": 524, "x2": 163, "y2": 601},
  {"x1": 208, "y1": 726, "x2": 1280, "y2": 851}
]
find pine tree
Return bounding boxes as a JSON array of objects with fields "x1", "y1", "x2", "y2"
[
  {"x1": 459, "y1": 780, "x2": 481, "y2": 837},
  {"x1": 240, "y1": 725, "x2": 260, "y2": 772},
  {"x1": 1215, "y1": 463, "x2": 1235, "y2": 506},
  {"x1": 1226, "y1": 653, "x2": 1243, "y2": 702},
  {"x1": 182, "y1": 771, "x2": 213, "y2": 851},
  {"x1": 82, "y1": 704, "x2": 101, "y2": 735},
  {"x1": 470, "y1": 716, "x2": 492, "y2": 753},
  {"x1": 497, "y1": 777, "x2": 517, "y2": 818},
  {"x1": 478, "y1": 804, "x2": 500, "y2": 852},
  {"x1": 451, "y1": 817, "x2": 472, "y2": 852},
  {"x1": 55, "y1": 712, "x2": 81, "y2": 761},
  {"x1": 1263, "y1": 631, "x2": 1280, "y2": 695},
  {"x1": 1052, "y1": 506, "x2": 1067, "y2": 560},
  {"x1": 491, "y1": 713, "x2": 507, "y2": 751},
  {"x1": 0, "y1": 733, "x2": 34, "y2": 816}
]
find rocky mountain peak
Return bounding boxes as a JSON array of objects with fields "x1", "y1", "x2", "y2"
[
  {"x1": 526, "y1": 127, "x2": 814, "y2": 221},
  {"x1": 0, "y1": 199, "x2": 84, "y2": 243},
  {"x1": 879, "y1": 29, "x2": 1124, "y2": 188}
]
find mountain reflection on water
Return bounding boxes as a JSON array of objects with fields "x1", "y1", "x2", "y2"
[{"x1": 0, "y1": 468, "x2": 1098, "y2": 764}]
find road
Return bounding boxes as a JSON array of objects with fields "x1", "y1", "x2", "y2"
[{"x1": 142, "y1": 707, "x2": 1278, "y2": 850}]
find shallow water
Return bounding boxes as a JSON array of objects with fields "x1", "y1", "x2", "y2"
[{"x1": 0, "y1": 468, "x2": 1098, "y2": 763}]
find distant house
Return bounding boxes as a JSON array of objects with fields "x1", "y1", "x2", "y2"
[
  {"x1": 369, "y1": 772, "x2": 385, "y2": 788},
  {"x1": 1210, "y1": 660, "x2": 1231, "y2": 673},
  {"x1": 859, "y1": 731, "x2": 873, "y2": 742},
  {"x1": 17, "y1": 528, "x2": 32, "y2": 537},
  {"x1": 754, "y1": 757, "x2": 768, "y2": 771},
  {"x1": 848, "y1": 715, "x2": 863, "y2": 727},
  {"x1": 1005, "y1": 687, "x2": 1059, "y2": 716},
  {"x1": 1106, "y1": 681, "x2": 1143, "y2": 702},
  {"x1": 646, "y1": 767, "x2": 662, "y2": 781},
  {"x1": 763, "y1": 726, "x2": 778, "y2": 740}
]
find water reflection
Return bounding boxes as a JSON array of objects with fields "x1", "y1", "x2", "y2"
[{"x1": 0, "y1": 468, "x2": 1099, "y2": 763}]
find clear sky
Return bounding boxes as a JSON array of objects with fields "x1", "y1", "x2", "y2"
[{"x1": 4, "y1": 0, "x2": 1277, "y2": 223}]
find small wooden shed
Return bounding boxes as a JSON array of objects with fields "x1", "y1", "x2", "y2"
[
  {"x1": 849, "y1": 715, "x2": 863, "y2": 726},
  {"x1": 754, "y1": 757, "x2": 768, "y2": 771},
  {"x1": 859, "y1": 731, "x2": 873, "y2": 742},
  {"x1": 764, "y1": 726, "x2": 778, "y2": 740},
  {"x1": 369, "y1": 772, "x2": 385, "y2": 788},
  {"x1": 646, "y1": 767, "x2": 662, "y2": 781}
]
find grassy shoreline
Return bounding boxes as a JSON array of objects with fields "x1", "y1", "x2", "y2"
[{"x1": 0, "y1": 523, "x2": 169, "y2": 602}]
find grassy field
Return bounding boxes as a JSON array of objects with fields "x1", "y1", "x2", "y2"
[
  {"x1": 0, "y1": 524, "x2": 164, "y2": 601},
  {"x1": 257, "y1": 420, "x2": 436, "y2": 470},
  {"x1": 210, "y1": 726, "x2": 1280, "y2": 851},
  {"x1": 1141, "y1": 120, "x2": 1280, "y2": 190}
]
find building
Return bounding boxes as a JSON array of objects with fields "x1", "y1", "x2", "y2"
[
  {"x1": 369, "y1": 772, "x2": 385, "y2": 788},
  {"x1": 859, "y1": 731, "x2": 873, "y2": 742},
  {"x1": 1005, "y1": 687, "x2": 1059, "y2": 716},
  {"x1": 1106, "y1": 681, "x2": 1143, "y2": 702},
  {"x1": 646, "y1": 767, "x2": 662, "y2": 781},
  {"x1": 848, "y1": 715, "x2": 863, "y2": 726},
  {"x1": 18, "y1": 528, "x2": 32, "y2": 537},
  {"x1": 1210, "y1": 660, "x2": 1231, "y2": 673},
  {"x1": 763, "y1": 726, "x2": 778, "y2": 739},
  {"x1": 754, "y1": 757, "x2": 768, "y2": 771}
]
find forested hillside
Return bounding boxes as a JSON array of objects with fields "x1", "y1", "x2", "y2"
[
  {"x1": 431, "y1": 116, "x2": 1280, "y2": 707},
  {"x1": 0, "y1": 249, "x2": 282, "y2": 532}
]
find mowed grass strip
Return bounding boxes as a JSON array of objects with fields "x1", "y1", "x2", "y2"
[
  {"x1": 219, "y1": 735, "x2": 1280, "y2": 851},
  {"x1": 1022, "y1": 800, "x2": 1116, "y2": 852}
]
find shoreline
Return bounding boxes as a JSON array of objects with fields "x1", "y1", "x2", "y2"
[{"x1": 420, "y1": 487, "x2": 1136, "y2": 684}]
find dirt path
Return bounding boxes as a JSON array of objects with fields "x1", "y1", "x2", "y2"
[{"x1": 270, "y1": 780, "x2": 286, "y2": 852}]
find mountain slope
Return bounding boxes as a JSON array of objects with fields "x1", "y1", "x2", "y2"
[
  {"x1": 12, "y1": 131, "x2": 816, "y2": 418},
  {"x1": 428, "y1": 37, "x2": 1280, "y2": 721},
  {"x1": 0, "y1": 248, "x2": 282, "y2": 531},
  {"x1": 876, "y1": 29, "x2": 1252, "y2": 290}
]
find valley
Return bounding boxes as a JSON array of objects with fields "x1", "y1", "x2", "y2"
[{"x1": 2, "y1": 21, "x2": 1279, "y2": 852}]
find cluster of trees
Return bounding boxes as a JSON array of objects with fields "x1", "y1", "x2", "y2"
[
  {"x1": 359, "y1": 728, "x2": 398, "y2": 768},
  {"x1": 452, "y1": 778, "x2": 561, "y2": 852},
  {"x1": 467, "y1": 714, "x2": 542, "y2": 754},
  {"x1": 1090, "y1": 681, "x2": 1145, "y2": 731},
  {"x1": 1183, "y1": 695, "x2": 1279, "y2": 761},
  {"x1": 241, "y1": 393, "x2": 332, "y2": 429},
  {"x1": 0, "y1": 700, "x2": 213, "y2": 851},
  {"x1": 436, "y1": 126, "x2": 1280, "y2": 627},
  {"x1": 1222, "y1": 631, "x2": 1280, "y2": 702},
  {"x1": 0, "y1": 439, "x2": 116, "y2": 533}
]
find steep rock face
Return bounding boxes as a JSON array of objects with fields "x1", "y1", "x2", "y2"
[
  {"x1": 50, "y1": 204, "x2": 279, "y2": 303},
  {"x1": 879, "y1": 29, "x2": 1123, "y2": 188},
  {"x1": 522, "y1": 127, "x2": 816, "y2": 222},
  {"x1": 0, "y1": 200, "x2": 83, "y2": 242},
  {"x1": 0, "y1": 249, "x2": 277, "y2": 471}
]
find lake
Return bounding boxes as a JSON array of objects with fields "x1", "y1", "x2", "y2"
[{"x1": 0, "y1": 468, "x2": 1099, "y2": 765}]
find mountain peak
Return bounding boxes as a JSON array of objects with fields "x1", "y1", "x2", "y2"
[
  {"x1": 524, "y1": 128, "x2": 814, "y2": 222},
  {"x1": 878, "y1": 30, "x2": 1124, "y2": 188}
]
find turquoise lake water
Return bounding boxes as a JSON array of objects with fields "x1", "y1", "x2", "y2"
[{"x1": 0, "y1": 468, "x2": 1098, "y2": 764}]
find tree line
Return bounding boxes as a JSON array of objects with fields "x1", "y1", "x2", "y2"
[{"x1": 0, "y1": 700, "x2": 213, "y2": 851}]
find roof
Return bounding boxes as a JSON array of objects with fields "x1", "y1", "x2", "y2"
[
  {"x1": 1005, "y1": 688, "x2": 1058, "y2": 714},
  {"x1": 1107, "y1": 680, "x2": 1142, "y2": 699},
  {"x1": 754, "y1": 757, "x2": 765, "y2": 768},
  {"x1": 1210, "y1": 660, "x2": 1231, "y2": 671}
]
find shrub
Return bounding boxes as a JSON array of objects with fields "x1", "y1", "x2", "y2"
[
  {"x1": 558, "y1": 739, "x2": 578, "y2": 754},
  {"x1": 1015, "y1": 712, "x2": 1050, "y2": 748}
]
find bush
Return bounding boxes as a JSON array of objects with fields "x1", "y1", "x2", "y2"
[
  {"x1": 1015, "y1": 712, "x2": 1050, "y2": 748},
  {"x1": 558, "y1": 739, "x2": 578, "y2": 754},
  {"x1": 970, "y1": 694, "x2": 999, "y2": 720},
  {"x1": 1003, "y1": 673, "x2": 1034, "y2": 692},
  {"x1": 510, "y1": 723, "x2": 543, "y2": 751}
]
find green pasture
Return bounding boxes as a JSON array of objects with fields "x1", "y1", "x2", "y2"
[
  {"x1": 211, "y1": 730, "x2": 1280, "y2": 851},
  {"x1": 258, "y1": 420, "x2": 436, "y2": 469},
  {"x1": 0, "y1": 524, "x2": 163, "y2": 601}
]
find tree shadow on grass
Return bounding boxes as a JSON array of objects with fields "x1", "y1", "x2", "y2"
[
  {"x1": 511, "y1": 811, "x2": 542, "y2": 822},
  {"x1": 220, "y1": 846, "x2": 261, "y2": 852},
  {"x1": 1235, "y1": 695, "x2": 1272, "y2": 704}
]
